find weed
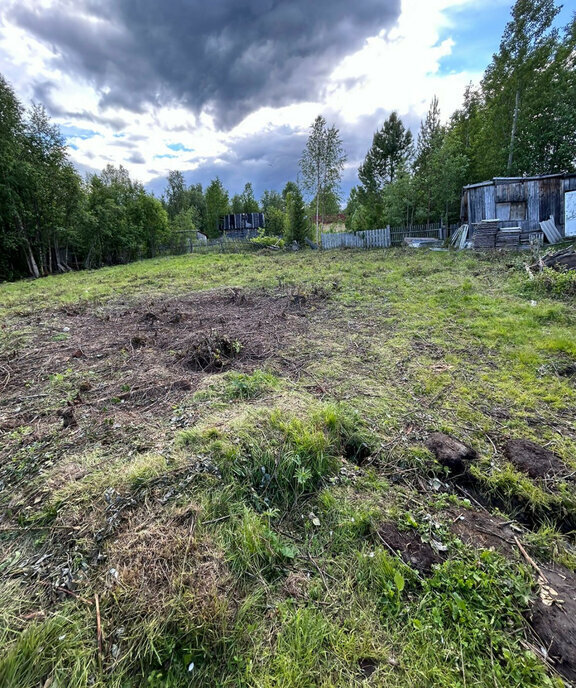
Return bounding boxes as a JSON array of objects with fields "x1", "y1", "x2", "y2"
[{"x1": 525, "y1": 266, "x2": 576, "y2": 298}]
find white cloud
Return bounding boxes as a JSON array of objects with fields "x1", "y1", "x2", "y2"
[{"x1": 326, "y1": 0, "x2": 483, "y2": 126}]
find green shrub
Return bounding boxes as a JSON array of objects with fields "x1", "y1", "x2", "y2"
[
  {"x1": 250, "y1": 235, "x2": 285, "y2": 249},
  {"x1": 527, "y1": 266, "x2": 576, "y2": 297}
]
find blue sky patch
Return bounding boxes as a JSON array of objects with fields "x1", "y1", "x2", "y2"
[
  {"x1": 436, "y1": 3, "x2": 509, "y2": 76},
  {"x1": 60, "y1": 125, "x2": 99, "y2": 140},
  {"x1": 437, "y1": 1, "x2": 575, "y2": 77},
  {"x1": 166, "y1": 142, "x2": 193, "y2": 152},
  {"x1": 155, "y1": 153, "x2": 178, "y2": 159}
]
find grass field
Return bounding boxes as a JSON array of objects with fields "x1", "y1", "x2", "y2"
[{"x1": 1, "y1": 248, "x2": 575, "y2": 687}]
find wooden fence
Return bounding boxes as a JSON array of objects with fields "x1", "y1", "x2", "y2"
[
  {"x1": 321, "y1": 227, "x2": 391, "y2": 250},
  {"x1": 389, "y1": 222, "x2": 459, "y2": 246},
  {"x1": 159, "y1": 233, "x2": 256, "y2": 255}
]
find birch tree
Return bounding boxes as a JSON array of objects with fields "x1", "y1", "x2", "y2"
[{"x1": 299, "y1": 116, "x2": 346, "y2": 241}]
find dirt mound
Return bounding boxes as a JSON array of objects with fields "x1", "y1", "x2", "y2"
[
  {"x1": 504, "y1": 439, "x2": 568, "y2": 480},
  {"x1": 182, "y1": 333, "x2": 243, "y2": 372},
  {"x1": 377, "y1": 522, "x2": 445, "y2": 575},
  {"x1": 530, "y1": 566, "x2": 576, "y2": 682},
  {"x1": 425, "y1": 432, "x2": 477, "y2": 474}
]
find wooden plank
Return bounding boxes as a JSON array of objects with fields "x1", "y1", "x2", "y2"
[
  {"x1": 485, "y1": 185, "x2": 496, "y2": 220},
  {"x1": 527, "y1": 181, "x2": 540, "y2": 231},
  {"x1": 496, "y1": 202, "x2": 511, "y2": 221}
]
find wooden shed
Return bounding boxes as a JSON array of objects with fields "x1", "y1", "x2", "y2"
[{"x1": 461, "y1": 173, "x2": 576, "y2": 238}]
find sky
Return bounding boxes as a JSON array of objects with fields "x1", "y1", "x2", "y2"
[{"x1": 0, "y1": 0, "x2": 573, "y2": 202}]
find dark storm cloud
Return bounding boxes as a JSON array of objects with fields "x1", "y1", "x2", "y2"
[{"x1": 11, "y1": 0, "x2": 401, "y2": 128}]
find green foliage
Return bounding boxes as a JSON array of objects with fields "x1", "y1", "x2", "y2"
[
  {"x1": 525, "y1": 266, "x2": 576, "y2": 298},
  {"x1": 223, "y1": 507, "x2": 296, "y2": 577},
  {"x1": 284, "y1": 185, "x2": 310, "y2": 244},
  {"x1": 299, "y1": 115, "x2": 346, "y2": 235},
  {"x1": 180, "y1": 403, "x2": 371, "y2": 509},
  {"x1": 221, "y1": 370, "x2": 280, "y2": 400},
  {"x1": 358, "y1": 112, "x2": 413, "y2": 195},
  {"x1": 262, "y1": 207, "x2": 286, "y2": 237},
  {"x1": 250, "y1": 233, "x2": 285, "y2": 249},
  {"x1": 260, "y1": 189, "x2": 284, "y2": 214},
  {"x1": 204, "y1": 177, "x2": 230, "y2": 238},
  {"x1": 479, "y1": 0, "x2": 571, "y2": 177},
  {"x1": 0, "y1": 610, "x2": 97, "y2": 688}
]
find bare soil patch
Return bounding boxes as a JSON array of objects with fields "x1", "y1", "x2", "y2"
[
  {"x1": 377, "y1": 522, "x2": 445, "y2": 575},
  {"x1": 503, "y1": 439, "x2": 568, "y2": 480},
  {"x1": 447, "y1": 506, "x2": 518, "y2": 558},
  {"x1": 530, "y1": 565, "x2": 576, "y2": 682},
  {"x1": 0, "y1": 287, "x2": 319, "y2": 510},
  {"x1": 425, "y1": 432, "x2": 478, "y2": 475}
]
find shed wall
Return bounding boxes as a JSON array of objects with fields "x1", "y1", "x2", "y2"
[{"x1": 463, "y1": 175, "x2": 576, "y2": 236}]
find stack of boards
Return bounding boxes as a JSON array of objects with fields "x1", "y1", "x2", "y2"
[
  {"x1": 471, "y1": 220, "x2": 545, "y2": 249},
  {"x1": 472, "y1": 220, "x2": 500, "y2": 248}
]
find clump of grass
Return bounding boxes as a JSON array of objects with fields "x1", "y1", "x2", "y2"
[
  {"x1": 526, "y1": 266, "x2": 576, "y2": 298},
  {"x1": 470, "y1": 462, "x2": 576, "y2": 532},
  {"x1": 195, "y1": 369, "x2": 281, "y2": 402},
  {"x1": 524, "y1": 524, "x2": 576, "y2": 571},
  {"x1": 178, "y1": 403, "x2": 376, "y2": 509},
  {"x1": 221, "y1": 507, "x2": 297, "y2": 579},
  {"x1": 250, "y1": 605, "x2": 361, "y2": 686},
  {"x1": 223, "y1": 370, "x2": 280, "y2": 400},
  {"x1": 316, "y1": 489, "x2": 383, "y2": 554},
  {"x1": 0, "y1": 609, "x2": 98, "y2": 688}
]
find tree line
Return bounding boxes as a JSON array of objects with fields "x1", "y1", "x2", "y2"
[
  {"x1": 347, "y1": 0, "x2": 576, "y2": 231},
  {"x1": 1, "y1": 0, "x2": 573, "y2": 281},
  {"x1": 0, "y1": 71, "x2": 340, "y2": 280}
]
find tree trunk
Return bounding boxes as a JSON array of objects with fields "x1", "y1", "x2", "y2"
[
  {"x1": 24, "y1": 240, "x2": 40, "y2": 279},
  {"x1": 14, "y1": 212, "x2": 40, "y2": 279},
  {"x1": 316, "y1": 189, "x2": 320, "y2": 244},
  {"x1": 507, "y1": 89, "x2": 520, "y2": 174}
]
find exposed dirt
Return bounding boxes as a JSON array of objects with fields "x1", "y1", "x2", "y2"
[
  {"x1": 357, "y1": 658, "x2": 379, "y2": 679},
  {"x1": 530, "y1": 566, "x2": 576, "y2": 682},
  {"x1": 425, "y1": 432, "x2": 478, "y2": 474},
  {"x1": 0, "y1": 287, "x2": 322, "y2": 515},
  {"x1": 504, "y1": 439, "x2": 568, "y2": 480},
  {"x1": 446, "y1": 506, "x2": 519, "y2": 558},
  {"x1": 377, "y1": 521, "x2": 445, "y2": 575}
]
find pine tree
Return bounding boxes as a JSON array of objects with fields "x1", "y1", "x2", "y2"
[
  {"x1": 358, "y1": 112, "x2": 413, "y2": 191},
  {"x1": 284, "y1": 185, "x2": 309, "y2": 244},
  {"x1": 239, "y1": 182, "x2": 259, "y2": 213},
  {"x1": 413, "y1": 97, "x2": 446, "y2": 224}
]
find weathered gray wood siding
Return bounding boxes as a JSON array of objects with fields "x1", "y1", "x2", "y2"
[
  {"x1": 564, "y1": 177, "x2": 576, "y2": 192},
  {"x1": 321, "y1": 227, "x2": 391, "y2": 250},
  {"x1": 526, "y1": 181, "x2": 540, "y2": 231},
  {"x1": 463, "y1": 175, "x2": 576, "y2": 237},
  {"x1": 539, "y1": 178, "x2": 563, "y2": 227}
]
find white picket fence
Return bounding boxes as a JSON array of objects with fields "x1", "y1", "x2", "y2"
[{"x1": 321, "y1": 227, "x2": 391, "y2": 250}]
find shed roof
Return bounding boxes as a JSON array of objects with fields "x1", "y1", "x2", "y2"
[{"x1": 463, "y1": 172, "x2": 576, "y2": 191}]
